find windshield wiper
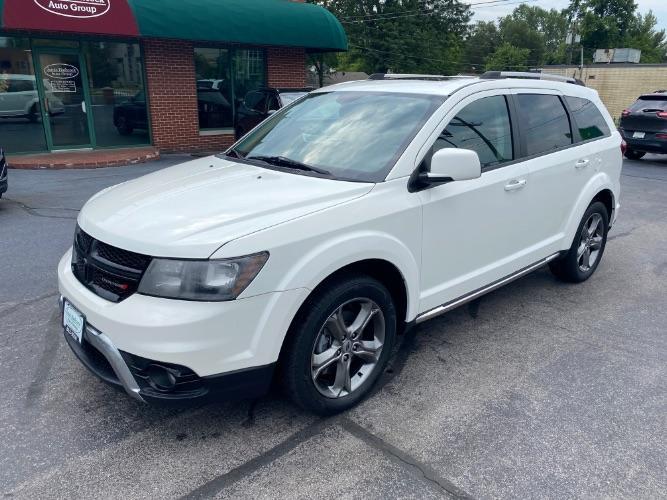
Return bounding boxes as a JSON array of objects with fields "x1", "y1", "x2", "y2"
[
  {"x1": 225, "y1": 148, "x2": 246, "y2": 159},
  {"x1": 247, "y1": 155, "x2": 332, "y2": 176}
]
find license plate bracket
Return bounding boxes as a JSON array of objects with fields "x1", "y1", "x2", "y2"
[{"x1": 63, "y1": 299, "x2": 86, "y2": 344}]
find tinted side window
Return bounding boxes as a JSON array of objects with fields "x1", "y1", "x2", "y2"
[
  {"x1": 517, "y1": 94, "x2": 572, "y2": 156},
  {"x1": 565, "y1": 96, "x2": 610, "y2": 141},
  {"x1": 432, "y1": 95, "x2": 513, "y2": 168}
]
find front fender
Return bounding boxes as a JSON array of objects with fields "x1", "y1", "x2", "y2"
[
  {"x1": 563, "y1": 172, "x2": 617, "y2": 249},
  {"x1": 224, "y1": 230, "x2": 421, "y2": 322}
]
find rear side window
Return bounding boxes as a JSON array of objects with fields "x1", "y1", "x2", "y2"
[
  {"x1": 565, "y1": 96, "x2": 610, "y2": 141},
  {"x1": 432, "y1": 95, "x2": 514, "y2": 168},
  {"x1": 517, "y1": 94, "x2": 572, "y2": 156}
]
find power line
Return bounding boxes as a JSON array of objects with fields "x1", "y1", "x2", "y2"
[
  {"x1": 338, "y1": 0, "x2": 534, "y2": 22},
  {"x1": 349, "y1": 43, "x2": 541, "y2": 69}
]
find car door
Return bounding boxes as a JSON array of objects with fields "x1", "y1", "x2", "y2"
[
  {"x1": 418, "y1": 91, "x2": 535, "y2": 313},
  {"x1": 509, "y1": 91, "x2": 588, "y2": 257}
]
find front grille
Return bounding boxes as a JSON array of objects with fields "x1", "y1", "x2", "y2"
[{"x1": 72, "y1": 226, "x2": 151, "y2": 303}]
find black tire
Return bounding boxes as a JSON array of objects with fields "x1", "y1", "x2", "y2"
[
  {"x1": 116, "y1": 116, "x2": 133, "y2": 136},
  {"x1": 280, "y1": 274, "x2": 397, "y2": 415},
  {"x1": 27, "y1": 104, "x2": 39, "y2": 123},
  {"x1": 624, "y1": 149, "x2": 646, "y2": 160},
  {"x1": 550, "y1": 201, "x2": 609, "y2": 283}
]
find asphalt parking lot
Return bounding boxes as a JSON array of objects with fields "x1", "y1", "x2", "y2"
[{"x1": 1, "y1": 155, "x2": 665, "y2": 499}]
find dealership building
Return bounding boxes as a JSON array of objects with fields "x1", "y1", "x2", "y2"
[{"x1": 0, "y1": 0, "x2": 346, "y2": 158}]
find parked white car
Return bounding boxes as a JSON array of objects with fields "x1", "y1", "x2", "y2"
[
  {"x1": 58, "y1": 72, "x2": 622, "y2": 414},
  {"x1": 0, "y1": 74, "x2": 65, "y2": 121}
]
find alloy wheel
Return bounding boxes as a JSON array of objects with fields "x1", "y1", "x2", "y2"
[
  {"x1": 577, "y1": 212, "x2": 604, "y2": 272},
  {"x1": 311, "y1": 298, "x2": 386, "y2": 399}
]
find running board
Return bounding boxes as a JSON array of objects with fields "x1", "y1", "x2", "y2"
[{"x1": 415, "y1": 253, "x2": 560, "y2": 325}]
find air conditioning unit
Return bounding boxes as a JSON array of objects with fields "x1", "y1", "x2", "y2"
[{"x1": 594, "y1": 48, "x2": 641, "y2": 64}]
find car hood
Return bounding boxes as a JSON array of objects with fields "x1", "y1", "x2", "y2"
[{"x1": 78, "y1": 156, "x2": 373, "y2": 258}]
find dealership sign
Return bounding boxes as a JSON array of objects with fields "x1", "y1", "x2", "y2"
[
  {"x1": 44, "y1": 64, "x2": 80, "y2": 80},
  {"x1": 33, "y1": 0, "x2": 111, "y2": 19},
  {"x1": 2, "y1": 0, "x2": 139, "y2": 37}
]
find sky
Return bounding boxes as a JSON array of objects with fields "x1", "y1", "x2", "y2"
[{"x1": 464, "y1": 0, "x2": 667, "y2": 32}]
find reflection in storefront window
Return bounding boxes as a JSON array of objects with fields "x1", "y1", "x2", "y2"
[
  {"x1": 195, "y1": 48, "x2": 233, "y2": 130},
  {"x1": 83, "y1": 41, "x2": 150, "y2": 147},
  {"x1": 0, "y1": 37, "x2": 48, "y2": 153},
  {"x1": 194, "y1": 47, "x2": 266, "y2": 131}
]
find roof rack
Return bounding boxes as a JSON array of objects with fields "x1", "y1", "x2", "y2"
[
  {"x1": 368, "y1": 73, "x2": 474, "y2": 81},
  {"x1": 480, "y1": 71, "x2": 585, "y2": 86}
]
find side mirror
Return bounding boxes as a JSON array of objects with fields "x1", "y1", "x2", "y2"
[{"x1": 414, "y1": 149, "x2": 481, "y2": 190}]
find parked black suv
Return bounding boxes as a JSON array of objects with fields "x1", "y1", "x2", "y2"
[
  {"x1": 0, "y1": 148, "x2": 8, "y2": 199},
  {"x1": 235, "y1": 88, "x2": 310, "y2": 138},
  {"x1": 619, "y1": 91, "x2": 667, "y2": 159},
  {"x1": 113, "y1": 91, "x2": 149, "y2": 136}
]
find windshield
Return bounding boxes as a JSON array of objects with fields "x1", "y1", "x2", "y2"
[
  {"x1": 279, "y1": 92, "x2": 308, "y2": 106},
  {"x1": 231, "y1": 91, "x2": 445, "y2": 182}
]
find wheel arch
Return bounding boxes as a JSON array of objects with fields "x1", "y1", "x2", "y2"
[{"x1": 563, "y1": 174, "x2": 617, "y2": 248}]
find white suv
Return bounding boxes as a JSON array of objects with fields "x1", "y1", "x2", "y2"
[{"x1": 58, "y1": 72, "x2": 622, "y2": 414}]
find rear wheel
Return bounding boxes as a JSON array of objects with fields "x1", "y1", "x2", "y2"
[
  {"x1": 624, "y1": 149, "x2": 646, "y2": 160},
  {"x1": 281, "y1": 275, "x2": 397, "y2": 415},
  {"x1": 550, "y1": 201, "x2": 609, "y2": 283}
]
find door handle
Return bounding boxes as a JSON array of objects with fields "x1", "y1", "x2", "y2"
[
  {"x1": 81, "y1": 101, "x2": 87, "y2": 114},
  {"x1": 504, "y1": 179, "x2": 527, "y2": 192},
  {"x1": 575, "y1": 159, "x2": 590, "y2": 169}
]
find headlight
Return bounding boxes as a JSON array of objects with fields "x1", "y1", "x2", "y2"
[{"x1": 137, "y1": 252, "x2": 269, "y2": 301}]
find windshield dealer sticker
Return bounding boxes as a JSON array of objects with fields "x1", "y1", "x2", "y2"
[{"x1": 33, "y1": 0, "x2": 111, "y2": 19}]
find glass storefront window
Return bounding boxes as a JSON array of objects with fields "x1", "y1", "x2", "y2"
[
  {"x1": 234, "y1": 49, "x2": 267, "y2": 106},
  {"x1": 0, "y1": 37, "x2": 48, "y2": 153},
  {"x1": 194, "y1": 47, "x2": 266, "y2": 131},
  {"x1": 83, "y1": 41, "x2": 150, "y2": 147},
  {"x1": 195, "y1": 48, "x2": 233, "y2": 130}
]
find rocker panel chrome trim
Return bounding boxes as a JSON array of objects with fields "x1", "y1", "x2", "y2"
[{"x1": 415, "y1": 253, "x2": 560, "y2": 324}]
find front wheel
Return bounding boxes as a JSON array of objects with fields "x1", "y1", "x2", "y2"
[
  {"x1": 281, "y1": 275, "x2": 397, "y2": 415},
  {"x1": 550, "y1": 201, "x2": 609, "y2": 283},
  {"x1": 624, "y1": 149, "x2": 646, "y2": 160}
]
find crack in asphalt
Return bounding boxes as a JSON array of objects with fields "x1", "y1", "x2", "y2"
[
  {"x1": 0, "y1": 292, "x2": 59, "y2": 318},
  {"x1": 181, "y1": 329, "x2": 434, "y2": 499},
  {"x1": 341, "y1": 417, "x2": 475, "y2": 499},
  {"x1": 24, "y1": 308, "x2": 63, "y2": 409},
  {"x1": 180, "y1": 418, "x2": 330, "y2": 500},
  {"x1": 2, "y1": 198, "x2": 79, "y2": 220}
]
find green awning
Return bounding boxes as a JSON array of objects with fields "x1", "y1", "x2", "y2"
[
  {"x1": 129, "y1": 0, "x2": 347, "y2": 51},
  {"x1": 1, "y1": 0, "x2": 347, "y2": 52}
]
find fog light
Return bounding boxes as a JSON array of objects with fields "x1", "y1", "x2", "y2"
[{"x1": 146, "y1": 365, "x2": 177, "y2": 392}]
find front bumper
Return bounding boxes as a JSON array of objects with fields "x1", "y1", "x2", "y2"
[
  {"x1": 58, "y1": 249, "x2": 309, "y2": 405},
  {"x1": 60, "y1": 302, "x2": 276, "y2": 406}
]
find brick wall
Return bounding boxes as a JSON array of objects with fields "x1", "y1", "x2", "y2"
[
  {"x1": 267, "y1": 47, "x2": 307, "y2": 88},
  {"x1": 143, "y1": 39, "x2": 307, "y2": 153},
  {"x1": 543, "y1": 65, "x2": 667, "y2": 122}
]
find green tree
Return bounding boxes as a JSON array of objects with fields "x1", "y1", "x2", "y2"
[
  {"x1": 502, "y1": 5, "x2": 569, "y2": 64},
  {"x1": 485, "y1": 43, "x2": 531, "y2": 71},
  {"x1": 309, "y1": 0, "x2": 472, "y2": 75},
  {"x1": 624, "y1": 12, "x2": 667, "y2": 63},
  {"x1": 463, "y1": 21, "x2": 500, "y2": 72}
]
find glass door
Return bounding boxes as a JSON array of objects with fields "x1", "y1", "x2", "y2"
[{"x1": 34, "y1": 49, "x2": 93, "y2": 150}]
